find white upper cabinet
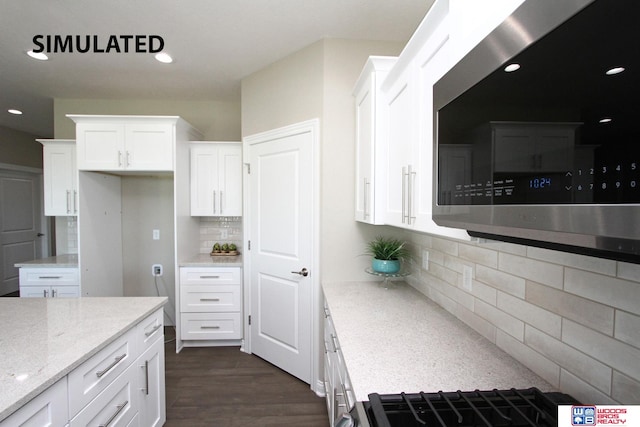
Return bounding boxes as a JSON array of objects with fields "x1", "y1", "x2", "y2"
[
  {"x1": 69, "y1": 115, "x2": 177, "y2": 171},
  {"x1": 353, "y1": 56, "x2": 397, "y2": 224},
  {"x1": 190, "y1": 142, "x2": 242, "y2": 216},
  {"x1": 39, "y1": 139, "x2": 78, "y2": 216}
]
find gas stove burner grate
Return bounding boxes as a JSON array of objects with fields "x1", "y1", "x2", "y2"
[{"x1": 364, "y1": 387, "x2": 580, "y2": 427}]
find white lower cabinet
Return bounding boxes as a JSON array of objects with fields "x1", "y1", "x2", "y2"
[
  {"x1": 179, "y1": 267, "x2": 243, "y2": 345},
  {"x1": 1, "y1": 309, "x2": 165, "y2": 427},
  {"x1": 323, "y1": 301, "x2": 355, "y2": 427},
  {"x1": 0, "y1": 378, "x2": 68, "y2": 427},
  {"x1": 19, "y1": 268, "x2": 80, "y2": 298}
]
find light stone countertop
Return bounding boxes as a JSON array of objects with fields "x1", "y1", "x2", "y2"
[
  {"x1": 14, "y1": 254, "x2": 78, "y2": 268},
  {"x1": 322, "y1": 281, "x2": 552, "y2": 401},
  {"x1": 0, "y1": 297, "x2": 167, "y2": 422},
  {"x1": 180, "y1": 253, "x2": 243, "y2": 267}
]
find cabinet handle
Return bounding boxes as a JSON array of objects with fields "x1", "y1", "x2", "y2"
[
  {"x1": 66, "y1": 190, "x2": 71, "y2": 214},
  {"x1": 200, "y1": 275, "x2": 220, "y2": 279},
  {"x1": 43, "y1": 289, "x2": 48, "y2": 298},
  {"x1": 200, "y1": 298, "x2": 220, "y2": 302},
  {"x1": 118, "y1": 151, "x2": 123, "y2": 167},
  {"x1": 324, "y1": 307, "x2": 330, "y2": 318},
  {"x1": 408, "y1": 165, "x2": 416, "y2": 225},
  {"x1": 144, "y1": 323, "x2": 162, "y2": 337},
  {"x1": 73, "y1": 190, "x2": 77, "y2": 214},
  {"x1": 98, "y1": 400, "x2": 128, "y2": 427},
  {"x1": 363, "y1": 178, "x2": 370, "y2": 219},
  {"x1": 401, "y1": 167, "x2": 407, "y2": 223},
  {"x1": 38, "y1": 276, "x2": 62, "y2": 279},
  {"x1": 220, "y1": 190, "x2": 224, "y2": 214},
  {"x1": 330, "y1": 334, "x2": 339, "y2": 352},
  {"x1": 213, "y1": 190, "x2": 217, "y2": 214},
  {"x1": 144, "y1": 360, "x2": 149, "y2": 395},
  {"x1": 52, "y1": 289, "x2": 57, "y2": 298},
  {"x1": 201, "y1": 325, "x2": 220, "y2": 329},
  {"x1": 96, "y1": 353, "x2": 126, "y2": 378},
  {"x1": 126, "y1": 151, "x2": 131, "y2": 167}
]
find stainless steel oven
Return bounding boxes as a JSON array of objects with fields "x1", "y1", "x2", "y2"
[{"x1": 433, "y1": 0, "x2": 640, "y2": 262}]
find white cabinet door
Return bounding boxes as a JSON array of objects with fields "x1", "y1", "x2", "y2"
[
  {"x1": 19, "y1": 267, "x2": 80, "y2": 298},
  {"x1": 190, "y1": 143, "x2": 242, "y2": 216},
  {"x1": 41, "y1": 140, "x2": 77, "y2": 216},
  {"x1": 0, "y1": 378, "x2": 68, "y2": 427},
  {"x1": 125, "y1": 123, "x2": 174, "y2": 171},
  {"x1": 353, "y1": 57, "x2": 396, "y2": 225},
  {"x1": 76, "y1": 123, "x2": 125, "y2": 171},
  {"x1": 137, "y1": 336, "x2": 165, "y2": 427}
]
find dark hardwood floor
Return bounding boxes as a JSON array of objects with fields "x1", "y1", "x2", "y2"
[{"x1": 164, "y1": 328, "x2": 330, "y2": 427}]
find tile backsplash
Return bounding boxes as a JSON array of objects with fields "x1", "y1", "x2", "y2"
[
  {"x1": 401, "y1": 231, "x2": 640, "y2": 405},
  {"x1": 54, "y1": 216, "x2": 78, "y2": 254},
  {"x1": 199, "y1": 216, "x2": 243, "y2": 253}
]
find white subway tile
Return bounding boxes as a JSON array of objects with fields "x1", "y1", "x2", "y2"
[
  {"x1": 498, "y1": 292, "x2": 562, "y2": 339},
  {"x1": 428, "y1": 274, "x2": 474, "y2": 311},
  {"x1": 428, "y1": 286, "x2": 458, "y2": 316},
  {"x1": 527, "y1": 246, "x2": 616, "y2": 275},
  {"x1": 498, "y1": 253, "x2": 564, "y2": 289},
  {"x1": 459, "y1": 244, "x2": 498, "y2": 268},
  {"x1": 476, "y1": 265, "x2": 526, "y2": 298},
  {"x1": 456, "y1": 305, "x2": 497, "y2": 343},
  {"x1": 496, "y1": 330, "x2": 560, "y2": 388},
  {"x1": 565, "y1": 268, "x2": 640, "y2": 316},
  {"x1": 525, "y1": 281, "x2": 614, "y2": 335},
  {"x1": 617, "y1": 262, "x2": 640, "y2": 282},
  {"x1": 525, "y1": 326, "x2": 612, "y2": 394},
  {"x1": 427, "y1": 262, "x2": 458, "y2": 287},
  {"x1": 614, "y1": 311, "x2": 640, "y2": 349},
  {"x1": 563, "y1": 319, "x2": 640, "y2": 382},
  {"x1": 560, "y1": 370, "x2": 618, "y2": 404},
  {"x1": 478, "y1": 238, "x2": 527, "y2": 256},
  {"x1": 432, "y1": 236, "x2": 459, "y2": 256},
  {"x1": 475, "y1": 299, "x2": 524, "y2": 341},
  {"x1": 471, "y1": 279, "x2": 497, "y2": 305},
  {"x1": 611, "y1": 371, "x2": 640, "y2": 404}
]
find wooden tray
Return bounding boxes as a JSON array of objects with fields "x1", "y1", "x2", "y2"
[{"x1": 210, "y1": 251, "x2": 240, "y2": 256}]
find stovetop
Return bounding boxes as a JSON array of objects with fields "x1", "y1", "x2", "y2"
[{"x1": 358, "y1": 388, "x2": 580, "y2": 427}]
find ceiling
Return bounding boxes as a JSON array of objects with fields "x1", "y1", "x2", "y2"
[{"x1": 0, "y1": 0, "x2": 433, "y2": 138}]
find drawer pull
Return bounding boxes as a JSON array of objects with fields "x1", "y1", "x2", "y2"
[
  {"x1": 96, "y1": 353, "x2": 126, "y2": 378},
  {"x1": 200, "y1": 298, "x2": 220, "y2": 302},
  {"x1": 98, "y1": 400, "x2": 128, "y2": 427},
  {"x1": 200, "y1": 275, "x2": 221, "y2": 279},
  {"x1": 144, "y1": 323, "x2": 162, "y2": 337},
  {"x1": 38, "y1": 276, "x2": 62, "y2": 279},
  {"x1": 144, "y1": 360, "x2": 149, "y2": 395},
  {"x1": 200, "y1": 325, "x2": 220, "y2": 329}
]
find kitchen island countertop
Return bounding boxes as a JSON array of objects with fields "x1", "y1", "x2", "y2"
[
  {"x1": 322, "y1": 280, "x2": 552, "y2": 401},
  {"x1": 180, "y1": 253, "x2": 243, "y2": 267},
  {"x1": 0, "y1": 296, "x2": 166, "y2": 422},
  {"x1": 14, "y1": 253, "x2": 78, "y2": 268}
]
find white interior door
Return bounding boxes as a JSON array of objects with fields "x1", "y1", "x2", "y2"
[
  {"x1": 0, "y1": 170, "x2": 43, "y2": 295},
  {"x1": 245, "y1": 120, "x2": 318, "y2": 385}
]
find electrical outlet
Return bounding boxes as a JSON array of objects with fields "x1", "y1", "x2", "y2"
[
  {"x1": 152, "y1": 264, "x2": 163, "y2": 276},
  {"x1": 422, "y1": 250, "x2": 429, "y2": 270},
  {"x1": 221, "y1": 229, "x2": 228, "y2": 239},
  {"x1": 152, "y1": 229, "x2": 160, "y2": 240},
  {"x1": 462, "y1": 265, "x2": 472, "y2": 292}
]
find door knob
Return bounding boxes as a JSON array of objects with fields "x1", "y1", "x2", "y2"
[{"x1": 291, "y1": 268, "x2": 309, "y2": 277}]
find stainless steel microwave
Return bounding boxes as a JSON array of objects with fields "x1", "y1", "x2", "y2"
[{"x1": 433, "y1": 0, "x2": 640, "y2": 261}]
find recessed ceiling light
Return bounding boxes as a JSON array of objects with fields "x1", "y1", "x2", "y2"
[
  {"x1": 504, "y1": 63, "x2": 521, "y2": 73},
  {"x1": 599, "y1": 117, "x2": 612, "y2": 123},
  {"x1": 27, "y1": 50, "x2": 48, "y2": 61},
  {"x1": 8, "y1": 109, "x2": 23, "y2": 115},
  {"x1": 605, "y1": 67, "x2": 625, "y2": 76},
  {"x1": 155, "y1": 52, "x2": 173, "y2": 64}
]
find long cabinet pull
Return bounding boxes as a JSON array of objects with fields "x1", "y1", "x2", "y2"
[
  {"x1": 401, "y1": 167, "x2": 407, "y2": 223},
  {"x1": 200, "y1": 275, "x2": 220, "y2": 279},
  {"x1": 126, "y1": 151, "x2": 131, "y2": 167},
  {"x1": 118, "y1": 151, "x2": 123, "y2": 167},
  {"x1": 52, "y1": 289, "x2": 57, "y2": 298},
  {"x1": 96, "y1": 353, "x2": 126, "y2": 378},
  {"x1": 38, "y1": 276, "x2": 62, "y2": 279},
  {"x1": 201, "y1": 325, "x2": 220, "y2": 329},
  {"x1": 363, "y1": 178, "x2": 370, "y2": 219},
  {"x1": 66, "y1": 190, "x2": 71, "y2": 214},
  {"x1": 73, "y1": 190, "x2": 78, "y2": 214},
  {"x1": 213, "y1": 190, "x2": 217, "y2": 214},
  {"x1": 144, "y1": 323, "x2": 162, "y2": 337},
  {"x1": 200, "y1": 298, "x2": 220, "y2": 302},
  {"x1": 408, "y1": 164, "x2": 416, "y2": 225},
  {"x1": 43, "y1": 289, "x2": 48, "y2": 298},
  {"x1": 98, "y1": 400, "x2": 128, "y2": 427},
  {"x1": 144, "y1": 360, "x2": 149, "y2": 395},
  {"x1": 220, "y1": 190, "x2": 224, "y2": 214}
]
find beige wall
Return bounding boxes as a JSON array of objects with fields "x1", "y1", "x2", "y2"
[
  {"x1": 241, "y1": 38, "x2": 404, "y2": 282},
  {"x1": 54, "y1": 98, "x2": 241, "y2": 140},
  {"x1": 0, "y1": 125, "x2": 43, "y2": 169}
]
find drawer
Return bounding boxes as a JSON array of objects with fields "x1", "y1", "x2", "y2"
[
  {"x1": 70, "y1": 361, "x2": 139, "y2": 427},
  {"x1": 20, "y1": 268, "x2": 79, "y2": 285},
  {"x1": 180, "y1": 285, "x2": 241, "y2": 312},
  {"x1": 0, "y1": 377, "x2": 68, "y2": 427},
  {"x1": 136, "y1": 308, "x2": 164, "y2": 352},
  {"x1": 68, "y1": 327, "x2": 137, "y2": 417},
  {"x1": 180, "y1": 312, "x2": 242, "y2": 340},
  {"x1": 179, "y1": 267, "x2": 241, "y2": 285}
]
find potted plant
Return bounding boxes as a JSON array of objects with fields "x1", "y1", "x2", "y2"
[{"x1": 365, "y1": 236, "x2": 410, "y2": 274}]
